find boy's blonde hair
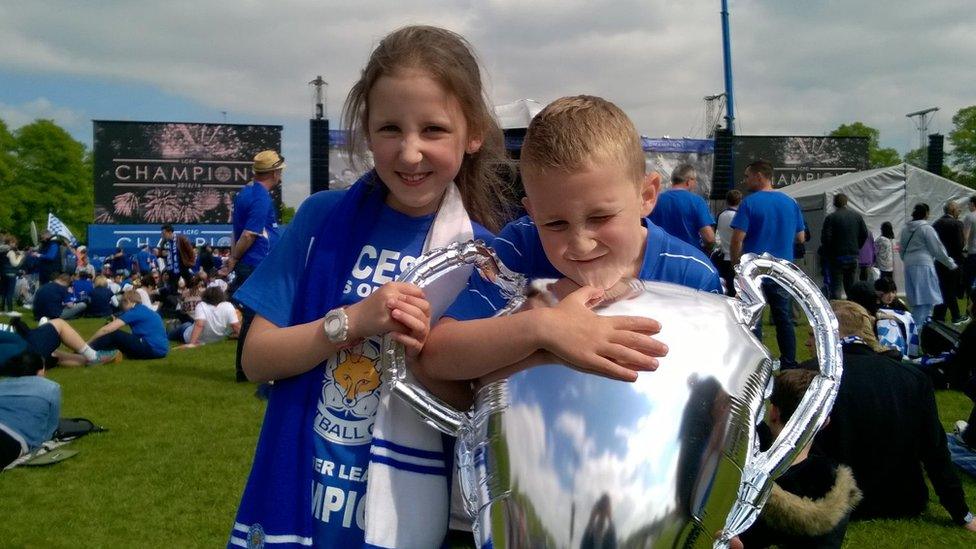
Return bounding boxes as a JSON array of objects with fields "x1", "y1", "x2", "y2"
[
  {"x1": 121, "y1": 290, "x2": 141, "y2": 307},
  {"x1": 520, "y1": 95, "x2": 645, "y2": 185},
  {"x1": 342, "y1": 25, "x2": 513, "y2": 231}
]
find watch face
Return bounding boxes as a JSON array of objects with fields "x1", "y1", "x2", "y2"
[{"x1": 326, "y1": 317, "x2": 342, "y2": 333}]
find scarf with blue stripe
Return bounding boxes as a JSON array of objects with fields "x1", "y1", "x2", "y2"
[{"x1": 231, "y1": 172, "x2": 465, "y2": 548}]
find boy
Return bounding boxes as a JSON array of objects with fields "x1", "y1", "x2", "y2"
[
  {"x1": 419, "y1": 95, "x2": 720, "y2": 384},
  {"x1": 736, "y1": 369, "x2": 860, "y2": 548}
]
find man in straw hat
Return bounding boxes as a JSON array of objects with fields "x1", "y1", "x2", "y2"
[{"x1": 225, "y1": 150, "x2": 285, "y2": 382}]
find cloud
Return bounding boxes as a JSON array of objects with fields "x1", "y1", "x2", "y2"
[
  {"x1": 0, "y1": 97, "x2": 85, "y2": 131},
  {"x1": 2, "y1": 1, "x2": 973, "y2": 205}
]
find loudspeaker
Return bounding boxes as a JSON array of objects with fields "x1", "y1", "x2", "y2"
[
  {"x1": 927, "y1": 133, "x2": 944, "y2": 176},
  {"x1": 310, "y1": 119, "x2": 330, "y2": 194},
  {"x1": 710, "y1": 127, "x2": 734, "y2": 199}
]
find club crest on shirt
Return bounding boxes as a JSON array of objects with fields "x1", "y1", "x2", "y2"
[{"x1": 314, "y1": 339, "x2": 382, "y2": 445}]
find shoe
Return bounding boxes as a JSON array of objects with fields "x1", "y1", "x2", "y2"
[
  {"x1": 38, "y1": 316, "x2": 49, "y2": 326},
  {"x1": 955, "y1": 420, "x2": 968, "y2": 435},
  {"x1": 953, "y1": 316, "x2": 970, "y2": 326},
  {"x1": 88, "y1": 350, "x2": 122, "y2": 365}
]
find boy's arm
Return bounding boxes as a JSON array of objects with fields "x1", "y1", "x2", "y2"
[{"x1": 416, "y1": 285, "x2": 665, "y2": 383}]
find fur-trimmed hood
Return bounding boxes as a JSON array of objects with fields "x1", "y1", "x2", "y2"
[{"x1": 760, "y1": 465, "x2": 863, "y2": 536}]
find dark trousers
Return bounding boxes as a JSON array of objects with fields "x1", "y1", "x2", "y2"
[
  {"x1": 1, "y1": 274, "x2": 16, "y2": 311},
  {"x1": 964, "y1": 254, "x2": 976, "y2": 298},
  {"x1": 827, "y1": 258, "x2": 857, "y2": 300},
  {"x1": 715, "y1": 258, "x2": 736, "y2": 297},
  {"x1": 933, "y1": 262, "x2": 962, "y2": 322},
  {"x1": 753, "y1": 280, "x2": 797, "y2": 369},
  {"x1": 0, "y1": 428, "x2": 22, "y2": 469},
  {"x1": 232, "y1": 262, "x2": 256, "y2": 381},
  {"x1": 91, "y1": 330, "x2": 165, "y2": 360}
]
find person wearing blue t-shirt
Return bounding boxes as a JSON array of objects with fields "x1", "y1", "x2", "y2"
[
  {"x1": 420, "y1": 96, "x2": 684, "y2": 387},
  {"x1": 729, "y1": 159, "x2": 807, "y2": 369},
  {"x1": 33, "y1": 273, "x2": 86, "y2": 321},
  {"x1": 88, "y1": 290, "x2": 168, "y2": 360},
  {"x1": 134, "y1": 245, "x2": 155, "y2": 275},
  {"x1": 71, "y1": 271, "x2": 94, "y2": 303},
  {"x1": 224, "y1": 150, "x2": 285, "y2": 382},
  {"x1": 649, "y1": 164, "x2": 716, "y2": 252}
]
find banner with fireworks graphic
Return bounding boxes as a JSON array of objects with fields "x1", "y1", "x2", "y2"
[{"x1": 93, "y1": 121, "x2": 282, "y2": 224}]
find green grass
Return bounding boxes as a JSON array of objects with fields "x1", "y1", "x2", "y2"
[{"x1": 1, "y1": 305, "x2": 975, "y2": 547}]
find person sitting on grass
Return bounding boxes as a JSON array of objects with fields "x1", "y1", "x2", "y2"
[
  {"x1": 2, "y1": 316, "x2": 118, "y2": 368},
  {"x1": 168, "y1": 287, "x2": 241, "y2": 349},
  {"x1": 0, "y1": 351, "x2": 60, "y2": 469},
  {"x1": 32, "y1": 272, "x2": 87, "y2": 321},
  {"x1": 811, "y1": 300, "x2": 976, "y2": 531},
  {"x1": 135, "y1": 275, "x2": 160, "y2": 312},
  {"x1": 86, "y1": 275, "x2": 115, "y2": 318},
  {"x1": 87, "y1": 290, "x2": 168, "y2": 360},
  {"x1": 735, "y1": 369, "x2": 861, "y2": 548}
]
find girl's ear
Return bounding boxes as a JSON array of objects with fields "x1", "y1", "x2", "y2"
[{"x1": 466, "y1": 133, "x2": 484, "y2": 155}]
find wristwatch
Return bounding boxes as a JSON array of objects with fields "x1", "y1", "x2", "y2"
[{"x1": 323, "y1": 307, "x2": 351, "y2": 345}]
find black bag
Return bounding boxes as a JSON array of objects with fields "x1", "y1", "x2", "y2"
[
  {"x1": 920, "y1": 320, "x2": 962, "y2": 356},
  {"x1": 54, "y1": 417, "x2": 107, "y2": 441}
]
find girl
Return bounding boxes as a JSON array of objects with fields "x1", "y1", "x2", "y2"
[
  {"x1": 900, "y1": 203, "x2": 957, "y2": 325},
  {"x1": 874, "y1": 221, "x2": 895, "y2": 282},
  {"x1": 229, "y1": 26, "x2": 512, "y2": 549}
]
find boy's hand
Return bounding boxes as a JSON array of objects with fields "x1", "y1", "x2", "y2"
[
  {"x1": 346, "y1": 282, "x2": 431, "y2": 356},
  {"x1": 541, "y1": 285, "x2": 666, "y2": 382}
]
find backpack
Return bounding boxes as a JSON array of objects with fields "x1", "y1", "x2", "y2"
[{"x1": 54, "y1": 417, "x2": 107, "y2": 441}]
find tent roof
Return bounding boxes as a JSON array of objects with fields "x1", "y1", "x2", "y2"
[{"x1": 780, "y1": 163, "x2": 971, "y2": 198}]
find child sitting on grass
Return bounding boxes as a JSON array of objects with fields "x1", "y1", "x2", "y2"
[{"x1": 419, "y1": 95, "x2": 721, "y2": 385}]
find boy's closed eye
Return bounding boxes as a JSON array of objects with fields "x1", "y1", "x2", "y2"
[{"x1": 542, "y1": 220, "x2": 569, "y2": 231}]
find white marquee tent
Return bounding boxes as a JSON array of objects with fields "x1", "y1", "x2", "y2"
[{"x1": 781, "y1": 163, "x2": 975, "y2": 291}]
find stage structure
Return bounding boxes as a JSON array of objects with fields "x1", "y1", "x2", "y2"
[
  {"x1": 730, "y1": 135, "x2": 869, "y2": 190},
  {"x1": 88, "y1": 121, "x2": 282, "y2": 256}
]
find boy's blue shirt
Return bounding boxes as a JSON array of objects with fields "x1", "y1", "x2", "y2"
[
  {"x1": 446, "y1": 215, "x2": 722, "y2": 321},
  {"x1": 119, "y1": 303, "x2": 169, "y2": 356}
]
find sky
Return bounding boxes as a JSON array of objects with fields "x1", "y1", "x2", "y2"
[{"x1": 1, "y1": 1, "x2": 973, "y2": 207}]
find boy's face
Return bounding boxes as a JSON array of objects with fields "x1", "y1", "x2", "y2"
[{"x1": 523, "y1": 161, "x2": 658, "y2": 290}]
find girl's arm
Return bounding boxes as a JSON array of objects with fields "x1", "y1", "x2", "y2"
[
  {"x1": 243, "y1": 282, "x2": 430, "y2": 383},
  {"x1": 416, "y1": 285, "x2": 665, "y2": 384},
  {"x1": 88, "y1": 318, "x2": 126, "y2": 343}
]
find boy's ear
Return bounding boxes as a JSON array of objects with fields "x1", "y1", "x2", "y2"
[
  {"x1": 640, "y1": 172, "x2": 661, "y2": 217},
  {"x1": 521, "y1": 196, "x2": 535, "y2": 219}
]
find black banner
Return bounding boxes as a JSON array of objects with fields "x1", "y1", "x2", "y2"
[
  {"x1": 93, "y1": 121, "x2": 282, "y2": 224},
  {"x1": 732, "y1": 136, "x2": 869, "y2": 189}
]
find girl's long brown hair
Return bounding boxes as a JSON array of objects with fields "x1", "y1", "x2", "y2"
[{"x1": 342, "y1": 25, "x2": 513, "y2": 232}]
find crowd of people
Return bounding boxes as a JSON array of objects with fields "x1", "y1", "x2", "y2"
[
  {"x1": 2, "y1": 22, "x2": 976, "y2": 548},
  {"x1": 0, "y1": 226, "x2": 245, "y2": 470}
]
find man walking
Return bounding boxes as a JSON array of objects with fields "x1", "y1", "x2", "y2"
[
  {"x1": 649, "y1": 164, "x2": 716, "y2": 251},
  {"x1": 821, "y1": 193, "x2": 869, "y2": 299},
  {"x1": 730, "y1": 160, "x2": 806, "y2": 369},
  {"x1": 933, "y1": 201, "x2": 966, "y2": 323},
  {"x1": 224, "y1": 150, "x2": 284, "y2": 382}
]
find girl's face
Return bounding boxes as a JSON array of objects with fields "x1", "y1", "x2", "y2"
[{"x1": 366, "y1": 68, "x2": 482, "y2": 217}]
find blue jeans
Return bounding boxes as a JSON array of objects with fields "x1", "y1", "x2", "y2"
[{"x1": 752, "y1": 280, "x2": 797, "y2": 369}]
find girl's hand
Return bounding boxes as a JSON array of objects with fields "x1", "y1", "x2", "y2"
[
  {"x1": 346, "y1": 282, "x2": 431, "y2": 355},
  {"x1": 539, "y1": 285, "x2": 667, "y2": 382}
]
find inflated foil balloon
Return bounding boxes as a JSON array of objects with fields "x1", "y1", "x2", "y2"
[{"x1": 383, "y1": 242, "x2": 841, "y2": 549}]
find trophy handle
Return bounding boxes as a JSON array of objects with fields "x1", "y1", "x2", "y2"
[
  {"x1": 382, "y1": 240, "x2": 527, "y2": 436},
  {"x1": 717, "y1": 253, "x2": 843, "y2": 546}
]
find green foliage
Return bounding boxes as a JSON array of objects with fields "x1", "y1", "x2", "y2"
[
  {"x1": 280, "y1": 204, "x2": 297, "y2": 224},
  {"x1": 829, "y1": 122, "x2": 901, "y2": 169},
  {"x1": 0, "y1": 118, "x2": 92, "y2": 243},
  {"x1": 904, "y1": 147, "x2": 927, "y2": 169},
  {"x1": 949, "y1": 106, "x2": 976, "y2": 188}
]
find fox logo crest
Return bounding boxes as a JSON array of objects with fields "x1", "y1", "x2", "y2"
[{"x1": 314, "y1": 340, "x2": 383, "y2": 445}]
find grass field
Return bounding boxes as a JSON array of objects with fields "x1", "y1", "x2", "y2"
[{"x1": 1, "y1": 308, "x2": 975, "y2": 548}]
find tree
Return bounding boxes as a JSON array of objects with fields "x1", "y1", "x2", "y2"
[
  {"x1": 829, "y1": 122, "x2": 901, "y2": 168},
  {"x1": 949, "y1": 105, "x2": 976, "y2": 188},
  {"x1": 0, "y1": 120, "x2": 18, "y2": 234},
  {"x1": 904, "y1": 147, "x2": 926, "y2": 169},
  {"x1": 3, "y1": 119, "x2": 92, "y2": 243}
]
